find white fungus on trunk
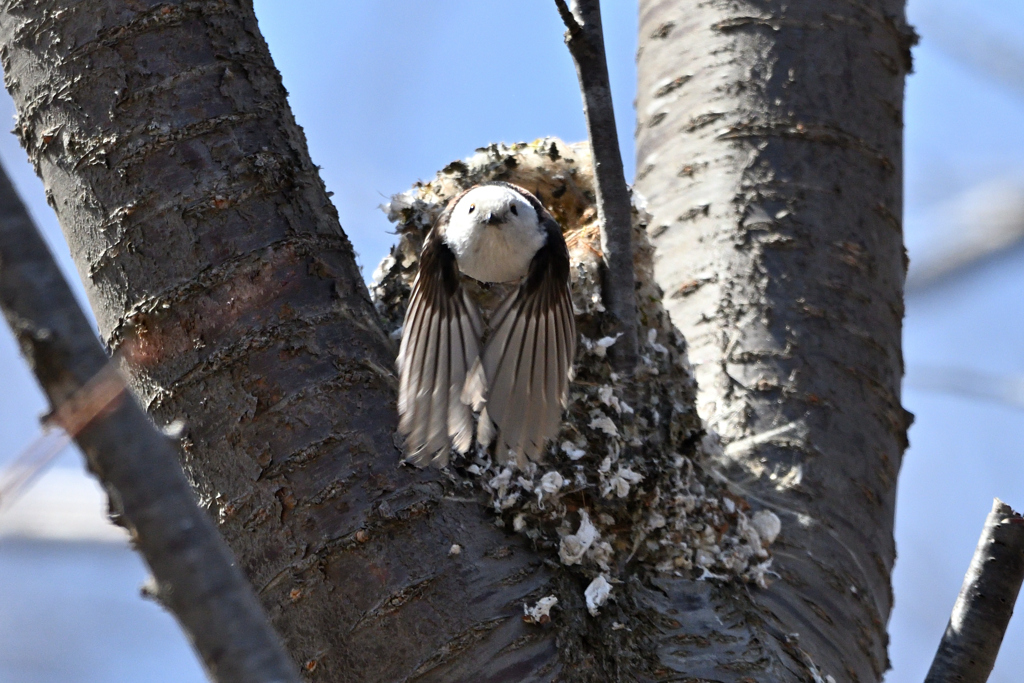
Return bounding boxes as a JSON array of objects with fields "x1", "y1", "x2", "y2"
[
  {"x1": 751, "y1": 509, "x2": 783, "y2": 545},
  {"x1": 559, "y1": 510, "x2": 599, "y2": 566},
  {"x1": 523, "y1": 596, "x2": 559, "y2": 625},
  {"x1": 585, "y1": 575, "x2": 613, "y2": 616}
]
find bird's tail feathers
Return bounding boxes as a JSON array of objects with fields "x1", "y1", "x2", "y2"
[{"x1": 461, "y1": 358, "x2": 488, "y2": 411}]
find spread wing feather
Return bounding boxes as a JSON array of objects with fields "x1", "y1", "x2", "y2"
[
  {"x1": 398, "y1": 184, "x2": 575, "y2": 469},
  {"x1": 397, "y1": 229, "x2": 482, "y2": 467},
  {"x1": 481, "y1": 216, "x2": 575, "y2": 467}
]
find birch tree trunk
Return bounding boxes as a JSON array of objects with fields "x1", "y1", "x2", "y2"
[
  {"x1": 636, "y1": 2, "x2": 916, "y2": 681},
  {"x1": 0, "y1": 0, "x2": 915, "y2": 681}
]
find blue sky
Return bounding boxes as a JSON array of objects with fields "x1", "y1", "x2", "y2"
[
  {"x1": 251, "y1": 0, "x2": 640, "y2": 275},
  {"x1": 1, "y1": 1, "x2": 1023, "y2": 681}
]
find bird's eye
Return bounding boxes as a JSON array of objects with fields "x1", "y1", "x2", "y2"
[
  {"x1": 510, "y1": 205, "x2": 518, "y2": 216},
  {"x1": 468, "y1": 204, "x2": 475, "y2": 214}
]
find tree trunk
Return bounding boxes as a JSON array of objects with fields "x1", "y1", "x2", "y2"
[
  {"x1": 0, "y1": 2, "x2": 560, "y2": 680},
  {"x1": 636, "y1": 2, "x2": 916, "y2": 681},
  {"x1": 0, "y1": 0, "x2": 915, "y2": 681}
]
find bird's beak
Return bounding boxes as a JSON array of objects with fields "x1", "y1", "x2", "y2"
[{"x1": 486, "y1": 211, "x2": 503, "y2": 226}]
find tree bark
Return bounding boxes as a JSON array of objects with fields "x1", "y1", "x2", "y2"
[
  {"x1": 0, "y1": 2, "x2": 561, "y2": 680},
  {"x1": 0, "y1": 0, "x2": 918, "y2": 681},
  {"x1": 636, "y1": 1, "x2": 916, "y2": 681},
  {"x1": 925, "y1": 499, "x2": 1024, "y2": 683}
]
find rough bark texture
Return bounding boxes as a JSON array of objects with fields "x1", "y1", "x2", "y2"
[
  {"x1": 635, "y1": 1, "x2": 915, "y2": 682},
  {"x1": 0, "y1": 2, "x2": 562, "y2": 680},
  {"x1": 0, "y1": 160, "x2": 300, "y2": 683},
  {"x1": 0, "y1": 0, "x2": 917, "y2": 681},
  {"x1": 925, "y1": 499, "x2": 1024, "y2": 683}
]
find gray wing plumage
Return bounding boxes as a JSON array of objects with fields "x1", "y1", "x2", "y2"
[
  {"x1": 479, "y1": 216, "x2": 575, "y2": 467},
  {"x1": 397, "y1": 228, "x2": 483, "y2": 467}
]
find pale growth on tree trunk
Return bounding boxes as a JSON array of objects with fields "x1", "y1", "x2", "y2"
[
  {"x1": 584, "y1": 575, "x2": 612, "y2": 615},
  {"x1": 523, "y1": 595, "x2": 560, "y2": 625}
]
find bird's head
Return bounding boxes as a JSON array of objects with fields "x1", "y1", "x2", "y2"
[
  {"x1": 442, "y1": 183, "x2": 548, "y2": 283},
  {"x1": 450, "y1": 183, "x2": 539, "y2": 232}
]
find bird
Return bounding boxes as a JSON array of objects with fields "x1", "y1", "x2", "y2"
[{"x1": 397, "y1": 182, "x2": 576, "y2": 468}]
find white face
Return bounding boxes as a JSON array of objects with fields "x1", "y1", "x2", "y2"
[
  {"x1": 444, "y1": 185, "x2": 546, "y2": 283},
  {"x1": 452, "y1": 185, "x2": 537, "y2": 233}
]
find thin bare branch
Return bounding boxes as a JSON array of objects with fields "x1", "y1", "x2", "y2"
[
  {"x1": 555, "y1": 0, "x2": 639, "y2": 373},
  {"x1": 0, "y1": 161, "x2": 301, "y2": 683},
  {"x1": 925, "y1": 499, "x2": 1024, "y2": 683},
  {"x1": 554, "y1": 0, "x2": 582, "y2": 35}
]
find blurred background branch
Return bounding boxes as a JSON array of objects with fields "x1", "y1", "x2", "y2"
[
  {"x1": 906, "y1": 1, "x2": 1024, "y2": 293},
  {"x1": 0, "y1": 162, "x2": 300, "y2": 683},
  {"x1": 906, "y1": 180, "x2": 1024, "y2": 292},
  {"x1": 916, "y1": 2, "x2": 1024, "y2": 103},
  {"x1": 906, "y1": 365, "x2": 1024, "y2": 411}
]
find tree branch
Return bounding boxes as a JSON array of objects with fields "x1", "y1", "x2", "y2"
[
  {"x1": 553, "y1": 0, "x2": 582, "y2": 36},
  {"x1": 925, "y1": 498, "x2": 1024, "y2": 683},
  {"x1": 556, "y1": 0, "x2": 638, "y2": 373},
  {"x1": 0, "y1": 162, "x2": 301, "y2": 683}
]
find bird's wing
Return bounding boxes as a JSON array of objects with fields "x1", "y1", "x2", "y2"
[
  {"x1": 481, "y1": 217, "x2": 575, "y2": 466},
  {"x1": 397, "y1": 228, "x2": 483, "y2": 467}
]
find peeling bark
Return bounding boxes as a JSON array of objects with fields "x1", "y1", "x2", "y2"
[{"x1": 636, "y1": 1, "x2": 915, "y2": 681}]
